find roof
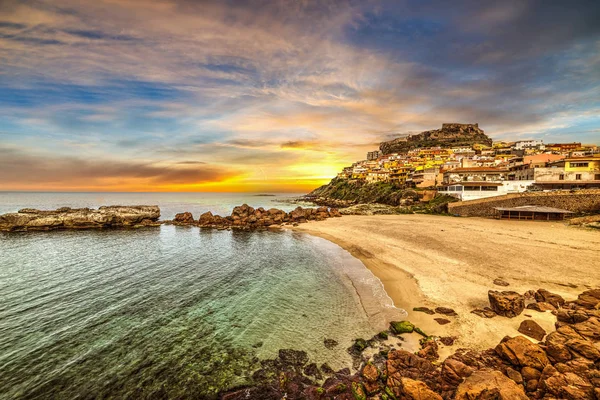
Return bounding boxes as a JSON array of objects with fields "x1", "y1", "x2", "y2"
[
  {"x1": 523, "y1": 154, "x2": 565, "y2": 164},
  {"x1": 494, "y1": 206, "x2": 574, "y2": 214},
  {"x1": 565, "y1": 156, "x2": 600, "y2": 162},
  {"x1": 446, "y1": 167, "x2": 509, "y2": 173},
  {"x1": 441, "y1": 181, "x2": 503, "y2": 187}
]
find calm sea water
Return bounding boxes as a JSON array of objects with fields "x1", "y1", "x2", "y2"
[{"x1": 0, "y1": 193, "x2": 404, "y2": 399}]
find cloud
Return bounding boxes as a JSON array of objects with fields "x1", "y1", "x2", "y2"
[
  {"x1": 0, "y1": 146, "x2": 242, "y2": 190},
  {"x1": 0, "y1": 0, "x2": 598, "y2": 191}
]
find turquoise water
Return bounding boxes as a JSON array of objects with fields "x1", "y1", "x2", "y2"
[{"x1": 0, "y1": 193, "x2": 404, "y2": 398}]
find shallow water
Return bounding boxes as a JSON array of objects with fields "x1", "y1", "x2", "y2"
[{"x1": 0, "y1": 193, "x2": 405, "y2": 398}]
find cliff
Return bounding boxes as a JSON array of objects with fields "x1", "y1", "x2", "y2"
[
  {"x1": 0, "y1": 206, "x2": 161, "y2": 231},
  {"x1": 379, "y1": 123, "x2": 492, "y2": 155}
]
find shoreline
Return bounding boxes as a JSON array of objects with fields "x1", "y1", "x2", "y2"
[{"x1": 293, "y1": 214, "x2": 600, "y2": 353}]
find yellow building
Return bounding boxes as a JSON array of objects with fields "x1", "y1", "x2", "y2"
[{"x1": 564, "y1": 156, "x2": 600, "y2": 173}]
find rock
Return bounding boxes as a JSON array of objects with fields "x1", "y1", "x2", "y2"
[
  {"x1": 495, "y1": 336, "x2": 549, "y2": 370},
  {"x1": 0, "y1": 205, "x2": 161, "y2": 231},
  {"x1": 434, "y1": 318, "x2": 451, "y2": 325},
  {"x1": 323, "y1": 338, "x2": 338, "y2": 349},
  {"x1": 575, "y1": 289, "x2": 600, "y2": 309},
  {"x1": 320, "y1": 363, "x2": 334, "y2": 374},
  {"x1": 198, "y1": 211, "x2": 215, "y2": 225},
  {"x1": 521, "y1": 366, "x2": 541, "y2": 381},
  {"x1": 526, "y1": 302, "x2": 556, "y2": 312},
  {"x1": 351, "y1": 382, "x2": 367, "y2": 400},
  {"x1": 488, "y1": 290, "x2": 525, "y2": 318},
  {"x1": 518, "y1": 320, "x2": 547, "y2": 341},
  {"x1": 278, "y1": 349, "x2": 309, "y2": 366},
  {"x1": 565, "y1": 338, "x2": 600, "y2": 360},
  {"x1": 493, "y1": 278, "x2": 510, "y2": 287},
  {"x1": 506, "y1": 367, "x2": 523, "y2": 384},
  {"x1": 350, "y1": 338, "x2": 368, "y2": 354},
  {"x1": 362, "y1": 363, "x2": 379, "y2": 382},
  {"x1": 417, "y1": 339, "x2": 439, "y2": 360},
  {"x1": 390, "y1": 321, "x2": 414, "y2": 335},
  {"x1": 377, "y1": 331, "x2": 388, "y2": 340},
  {"x1": 455, "y1": 370, "x2": 528, "y2": 400},
  {"x1": 400, "y1": 377, "x2": 442, "y2": 400},
  {"x1": 303, "y1": 363, "x2": 322, "y2": 380},
  {"x1": 173, "y1": 211, "x2": 195, "y2": 225},
  {"x1": 413, "y1": 307, "x2": 435, "y2": 315},
  {"x1": 534, "y1": 289, "x2": 565, "y2": 308},
  {"x1": 440, "y1": 336, "x2": 456, "y2": 346},
  {"x1": 441, "y1": 358, "x2": 473, "y2": 390},
  {"x1": 435, "y1": 307, "x2": 457, "y2": 316},
  {"x1": 471, "y1": 307, "x2": 496, "y2": 318}
]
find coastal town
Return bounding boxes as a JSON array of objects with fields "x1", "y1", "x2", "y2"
[{"x1": 335, "y1": 124, "x2": 600, "y2": 202}]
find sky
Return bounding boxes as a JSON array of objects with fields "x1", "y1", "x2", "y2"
[{"x1": 0, "y1": 0, "x2": 599, "y2": 192}]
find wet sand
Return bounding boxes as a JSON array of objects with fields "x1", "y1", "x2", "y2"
[{"x1": 295, "y1": 214, "x2": 600, "y2": 355}]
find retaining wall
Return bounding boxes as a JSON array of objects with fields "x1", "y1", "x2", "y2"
[{"x1": 447, "y1": 189, "x2": 600, "y2": 217}]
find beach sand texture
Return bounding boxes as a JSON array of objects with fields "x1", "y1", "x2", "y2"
[{"x1": 296, "y1": 214, "x2": 600, "y2": 355}]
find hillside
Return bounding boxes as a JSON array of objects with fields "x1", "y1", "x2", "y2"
[
  {"x1": 307, "y1": 179, "x2": 413, "y2": 205},
  {"x1": 379, "y1": 123, "x2": 492, "y2": 154}
]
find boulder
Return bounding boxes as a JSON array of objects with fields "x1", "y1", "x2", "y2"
[
  {"x1": 390, "y1": 320, "x2": 415, "y2": 334},
  {"x1": 534, "y1": 289, "x2": 565, "y2": 308},
  {"x1": 198, "y1": 211, "x2": 215, "y2": 225},
  {"x1": 527, "y1": 302, "x2": 556, "y2": 312},
  {"x1": 362, "y1": 363, "x2": 379, "y2": 382},
  {"x1": 455, "y1": 370, "x2": 528, "y2": 400},
  {"x1": 173, "y1": 211, "x2": 195, "y2": 225},
  {"x1": 400, "y1": 377, "x2": 442, "y2": 400},
  {"x1": 488, "y1": 290, "x2": 524, "y2": 318},
  {"x1": 441, "y1": 358, "x2": 473, "y2": 391},
  {"x1": 518, "y1": 320, "x2": 547, "y2": 341},
  {"x1": 493, "y1": 278, "x2": 510, "y2": 287},
  {"x1": 495, "y1": 336, "x2": 549, "y2": 370},
  {"x1": 575, "y1": 289, "x2": 600, "y2": 309}
]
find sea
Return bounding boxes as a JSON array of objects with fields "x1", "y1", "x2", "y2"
[{"x1": 0, "y1": 192, "x2": 405, "y2": 399}]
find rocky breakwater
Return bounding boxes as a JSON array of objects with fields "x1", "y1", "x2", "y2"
[
  {"x1": 0, "y1": 206, "x2": 161, "y2": 232},
  {"x1": 164, "y1": 204, "x2": 342, "y2": 230},
  {"x1": 221, "y1": 287, "x2": 600, "y2": 400}
]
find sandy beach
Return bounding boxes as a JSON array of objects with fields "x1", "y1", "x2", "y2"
[{"x1": 295, "y1": 214, "x2": 600, "y2": 355}]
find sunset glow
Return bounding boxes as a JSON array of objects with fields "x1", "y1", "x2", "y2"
[{"x1": 1, "y1": 1, "x2": 599, "y2": 192}]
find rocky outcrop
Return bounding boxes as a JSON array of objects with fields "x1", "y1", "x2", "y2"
[
  {"x1": 379, "y1": 123, "x2": 492, "y2": 155},
  {"x1": 165, "y1": 204, "x2": 341, "y2": 230},
  {"x1": 222, "y1": 287, "x2": 600, "y2": 400},
  {"x1": 0, "y1": 206, "x2": 161, "y2": 231}
]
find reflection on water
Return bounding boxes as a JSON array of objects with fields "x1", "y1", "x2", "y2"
[{"x1": 0, "y1": 225, "x2": 404, "y2": 398}]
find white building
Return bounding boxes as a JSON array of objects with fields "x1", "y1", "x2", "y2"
[
  {"x1": 438, "y1": 180, "x2": 535, "y2": 201},
  {"x1": 514, "y1": 139, "x2": 545, "y2": 150}
]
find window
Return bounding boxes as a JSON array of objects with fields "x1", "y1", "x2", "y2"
[
  {"x1": 570, "y1": 162, "x2": 589, "y2": 168},
  {"x1": 576, "y1": 174, "x2": 581, "y2": 180},
  {"x1": 482, "y1": 186, "x2": 498, "y2": 191},
  {"x1": 559, "y1": 174, "x2": 564, "y2": 181},
  {"x1": 596, "y1": 174, "x2": 600, "y2": 181}
]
